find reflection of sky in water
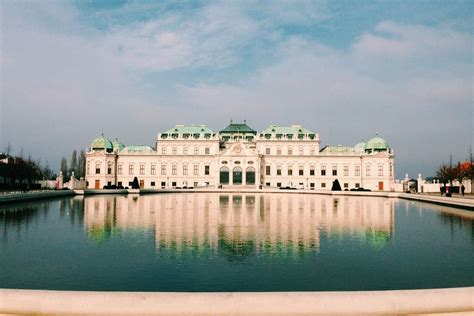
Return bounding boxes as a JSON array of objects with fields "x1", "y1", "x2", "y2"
[{"x1": 83, "y1": 194, "x2": 395, "y2": 258}]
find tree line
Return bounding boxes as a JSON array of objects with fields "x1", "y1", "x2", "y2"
[
  {"x1": 60, "y1": 150, "x2": 86, "y2": 182},
  {"x1": 0, "y1": 146, "x2": 55, "y2": 189},
  {"x1": 436, "y1": 152, "x2": 473, "y2": 187}
]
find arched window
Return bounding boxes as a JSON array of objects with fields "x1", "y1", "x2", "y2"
[
  {"x1": 233, "y1": 166, "x2": 242, "y2": 185},
  {"x1": 246, "y1": 167, "x2": 256, "y2": 185},
  {"x1": 220, "y1": 166, "x2": 230, "y2": 184}
]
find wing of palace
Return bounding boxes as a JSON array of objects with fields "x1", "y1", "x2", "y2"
[{"x1": 85, "y1": 122, "x2": 394, "y2": 191}]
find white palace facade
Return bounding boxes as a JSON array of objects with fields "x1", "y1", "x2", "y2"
[{"x1": 85, "y1": 122, "x2": 395, "y2": 191}]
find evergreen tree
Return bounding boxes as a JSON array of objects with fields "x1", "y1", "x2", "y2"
[
  {"x1": 70, "y1": 150, "x2": 77, "y2": 176},
  {"x1": 60, "y1": 157, "x2": 68, "y2": 181},
  {"x1": 77, "y1": 150, "x2": 86, "y2": 178}
]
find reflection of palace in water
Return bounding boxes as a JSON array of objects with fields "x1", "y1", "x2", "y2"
[{"x1": 84, "y1": 194, "x2": 395, "y2": 255}]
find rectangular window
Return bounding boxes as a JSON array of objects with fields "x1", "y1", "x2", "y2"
[
  {"x1": 129, "y1": 181, "x2": 133, "y2": 186},
  {"x1": 298, "y1": 147, "x2": 304, "y2": 155},
  {"x1": 172, "y1": 181, "x2": 177, "y2": 187},
  {"x1": 288, "y1": 168, "x2": 293, "y2": 176},
  {"x1": 277, "y1": 182, "x2": 282, "y2": 187},
  {"x1": 107, "y1": 166, "x2": 112, "y2": 175},
  {"x1": 266, "y1": 165, "x2": 271, "y2": 175},
  {"x1": 310, "y1": 183, "x2": 315, "y2": 189},
  {"x1": 140, "y1": 164, "x2": 145, "y2": 175},
  {"x1": 321, "y1": 183, "x2": 326, "y2": 188},
  {"x1": 332, "y1": 166, "x2": 337, "y2": 176},
  {"x1": 205, "y1": 147, "x2": 210, "y2": 155},
  {"x1": 378, "y1": 164, "x2": 384, "y2": 176},
  {"x1": 183, "y1": 147, "x2": 188, "y2": 155},
  {"x1": 183, "y1": 164, "x2": 188, "y2": 175},
  {"x1": 277, "y1": 168, "x2": 282, "y2": 176},
  {"x1": 151, "y1": 181, "x2": 155, "y2": 187},
  {"x1": 161, "y1": 164, "x2": 166, "y2": 175},
  {"x1": 288, "y1": 147, "x2": 293, "y2": 155},
  {"x1": 204, "y1": 165, "x2": 210, "y2": 175},
  {"x1": 277, "y1": 148, "x2": 282, "y2": 155},
  {"x1": 366, "y1": 164, "x2": 371, "y2": 176},
  {"x1": 161, "y1": 147, "x2": 166, "y2": 154},
  {"x1": 355, "y1": 165, "x2": 361, "y2": 176},
  {"x1": 194, "y1": 164, "x2": 199, "y2": 175},
  {"x1": 390, "y1": 163, "x2": 393, "y2": 177},
  {"x1": 193, "y1": 182, "x2": 198, "y2": 187},
  {"x1": 343, "y1": 165, "x2": 349, "y2": 176},
  {"x1": 321, "y1": 165, "x2": 326, "y2": 176},
  {"x1": 355, "y1": 183, "x2": 360, "y2": 188},
  {"x1": 266, "y1": 147, "x2": 271, "y2": 155},
  {"x1": 128, "y1": 164, "x2": 134, "y2": 175},
  {"x1": 344, "y1": 183, "x2": 349, "y2": 188},
  {"x1": 95, "y1": 165, "x2": 100, "y2": 174},
  {"x1": 266, "y1": 182, "x2": 270, "y2": 186},
  {"x1": 299, "y1": 167, "x2": 304, "y2": 176},
  {"x1": 194, "y1": 147, "x2": 199, "y2": 155},
  {"x1": 310, "y1": 167, "x2": 315, "y2": 176},
  {"x1": 118, "y1": 181, "x2": 122, "y2": 186},
  {"x1": 107, "y1": 181, "x2": 112, "y2": 186},
  {"x1": 151, "y1": 165, "x2": 156, "y2": 175},
  {"x1": 172, "y1": 164, "x2": 177, "y2": 175},
  {"x1": 118, "y1": 164, "x2": 123, "y2": 175},
  {"x1": 172, "y1": 147, "x2": 177, "y2": 155},
  {"x1": 161, "y1": 181, "x2": 166, "y2": 188}
]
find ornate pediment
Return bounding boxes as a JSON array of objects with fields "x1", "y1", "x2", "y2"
[{"x1": 220, "y1": 141, "x2": 257, "y2": 157}]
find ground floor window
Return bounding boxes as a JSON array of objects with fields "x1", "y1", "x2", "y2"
[
  {"x1": 220, "y1": 166, "x2": 229, "y2": 184},
  {"x1": 194, "y1": 182, "x2": 198, "y2": 187},
  {"x1": 246, "y1": 167, "x2": 255, "y2": 184},
  {"x1": 266, "y1": 182, "x2": 270, "y2": 187},
  {"x1": 344, "y1": 183, "x2": 348, "y2": 189},
  {"x1": 118, "y1": 181, "x2": 122, "y2": 186},
  {"x1": 355, "y1": 183, "x2": 360, "y2": 188},
  {"x1": 151, "y1": 181, "x2": 155, "y2": 187},
  {"x1": 172, "y1": 181, "x2": 177, "y2": 187},
  {"x1": 107, "y1": 181, "x2": 112, "y2": 186},
  {"x1": 277, "y1": 182, "x2": 281, "y2": 187},
  {"x1": 310, "y1": 183, "x2": 315, "y2": 189},
  {"x1": 321, "y1": 183, "x2": 326, "y2": 188},
  {"x1": 161, "y1": 182, "x2": 166, "y2": 188},
  {"x1": 233, "y1": 167, "x2": 242, "y2": 185},
  {"x1": 129, "y1": 181, "x2": 133, "y2": 186}
]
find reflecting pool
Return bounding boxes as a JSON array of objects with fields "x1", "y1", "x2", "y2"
[{"x1": 0, "y1": 193, "x2": 473, "y2": 291}]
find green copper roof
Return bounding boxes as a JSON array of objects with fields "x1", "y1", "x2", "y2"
[
  {"x1": 121, "y1": 145, "x2": 154, "y2": 153},
  {"x1": 365, "y1": 135, "x2": 389, "y2": 150},
  {"x1": 354, "y1": 141, "x2": 366, "y2": 153},
  {"x1": 165, "y1": 125, "x2": 214, "y2": 134},
  {"x1": 320, "y1": 145, "x2": 353, "y2": 154},
  {"x1": 220, "y1": 122, "x2": 256, "y2": 134},
  {"x1": 91, "y1": 135, "x2": 113, "y2": 151},
  {"x1": 112, "y1": 139, "x2": 125, "y2": 151},
  {"x1": 261, "y1": 125, "x2": 315, "y2": 137}
]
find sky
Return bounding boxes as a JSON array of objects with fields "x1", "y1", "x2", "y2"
[{"x1": 0, "y1": 0, "x2": 473, "y2": 178}]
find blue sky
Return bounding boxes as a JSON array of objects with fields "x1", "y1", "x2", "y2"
[{"x1": 1, "y1": 0, "x2": 473, "y2": 178}]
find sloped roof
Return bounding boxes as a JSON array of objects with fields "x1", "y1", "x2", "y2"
[
  {"x1": 220, "y1": 122, "x2": 256, "y2": 134},
  {"x1": 165, "y1": 125, "x2": 214, "y2": 134},
  {"x1": 261, "y1": 125, "x2": 314, "y2": 135},
  {"x1": 320, "y1": 145, "x2": 354, "y2": 154},
  {"x1": 121, "y1": 145, "x2": 154, "y2": 153}
]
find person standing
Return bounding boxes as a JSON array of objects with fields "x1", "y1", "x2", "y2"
[{"x1": 461, "y1": 184, "x2": 465, "y2": 196}]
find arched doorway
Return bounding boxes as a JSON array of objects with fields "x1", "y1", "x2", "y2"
[
  {"x1": 233, "y1": 166, "x2": 242, "y2": 185},
  {"x1": 220, "y1": 166, "x2": 229, "y2": 184},
  {"x1": 246, "y1": 167, "x2": 256, "y2": 185}
]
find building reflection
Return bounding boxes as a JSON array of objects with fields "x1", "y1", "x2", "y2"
[{"x1": 84, "y1": 193, "x2": 395, "y2": 256}]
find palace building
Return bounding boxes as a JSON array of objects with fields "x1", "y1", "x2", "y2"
[{"x1": 85, "y1": 122, "x2": 395, "y2": 191}]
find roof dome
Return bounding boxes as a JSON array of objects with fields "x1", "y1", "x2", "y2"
[
  {"x1": 365, "y1": 135, "x2": 389, "y2": 151},
  {"x1": 354, "y1": 141, "x2": 366, "y2": 153},
  {"x1": 91, "y1": 135, "x2": 113, "y2": 152},
  {"x1": 112, "y1": 139, "x2": 125, "y2": 152}
]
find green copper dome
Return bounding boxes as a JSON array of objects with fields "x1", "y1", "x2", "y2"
[
  {"x1": 112, "y1": 139, "x2": 125, "y2": 152},
  {"x1": 365, "y1": 135, "x2": 389, "y2": 152},
  {"x1": 91, "y1": 135, "x2": 113, "y2": 152},
  {"x1": 354, "y1": 141, "x2": 366, "y2": 153}
]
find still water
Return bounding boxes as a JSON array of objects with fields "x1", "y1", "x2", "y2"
[{"x1": 0, "y1": 193, "x2": 473, "y2": 292}]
